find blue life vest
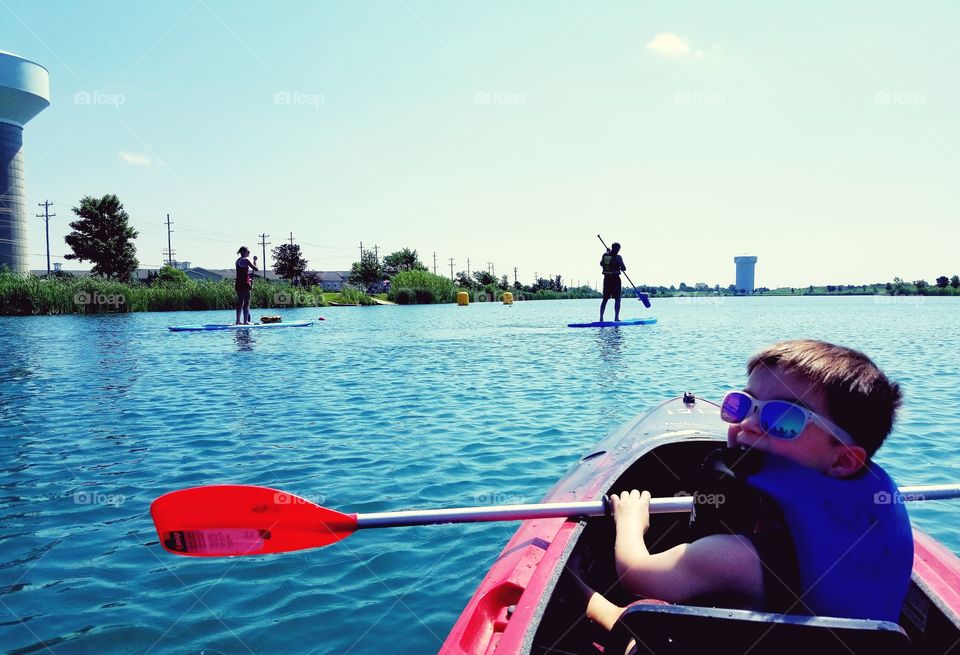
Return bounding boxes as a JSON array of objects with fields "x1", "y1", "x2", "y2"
[{"x1": 745, "y1": 454, "x2": 913, "y2": 621}]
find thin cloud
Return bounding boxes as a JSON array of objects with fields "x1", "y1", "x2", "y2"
[
  {"x1": 118, "y1": 151, "x2": 151, "y2": 166},
  {"x1": 646, "y1": 32, "x2": 703, "y2": 59}
]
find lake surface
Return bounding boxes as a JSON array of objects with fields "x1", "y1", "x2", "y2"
[{"x1": 1, "y1": 296, "x2": 958, "y2": 654}]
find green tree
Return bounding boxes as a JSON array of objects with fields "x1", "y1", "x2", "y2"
[
  {"x1": 951, "y1": 275, "x2": 960, "y2": 289},
  {"x1": 473, "y1": 271, "x2": 497, "y2": 286},
  {"x1": 154, "y1": 265, "x2": 190, "y2": 287},
  {"x1": 936, "y1": 276, "x2": 950, "y2": 288},
  {"x1": 454, "y1": 271, "x2": 475, "y2": 289},
  {"x1": 64, "y1": 194, "x2": 139, "y2": 281},
  {"x1": 272, "y1": 243, "x2": 308, "y2": 281},
  {"x1": 349, "y1": 249, "x2": 383, "y2": 287},
  {"x1": 382, "y1": 248, "x2": 426, "y2": 276}
]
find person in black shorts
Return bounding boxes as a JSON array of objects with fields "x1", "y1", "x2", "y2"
[
  {"x1": 600, "y1": 242, "x2": 626, "y2": 322},
  {"x1": 235, "y1": 246, "x2": 259, "y2": 325}
]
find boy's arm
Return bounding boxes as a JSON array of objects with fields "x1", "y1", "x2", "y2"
[{"x1": 612, "y1": 490, "x2": 763, "y2": 604}]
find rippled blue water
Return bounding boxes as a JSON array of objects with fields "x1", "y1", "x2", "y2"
[{"x1": 1, "y1": 296, "x2": 958, "y2": 654}]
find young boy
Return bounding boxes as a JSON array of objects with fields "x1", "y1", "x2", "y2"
[{"x1": 581, "y1": 339, "x2": 912, "y2": 631}]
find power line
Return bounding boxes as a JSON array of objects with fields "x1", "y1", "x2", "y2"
[{"x1": 36, "y1": 200, "x2": 55, "y2": 275}]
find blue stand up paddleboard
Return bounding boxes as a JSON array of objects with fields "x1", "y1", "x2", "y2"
[
  {"x1": 168, "y1": 320, "x2": 314, "y2": 332},
  {"x1": 567, "y1": 317, "x2": 657, "y2": 328}
]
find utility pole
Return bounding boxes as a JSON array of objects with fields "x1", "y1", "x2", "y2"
[
  {"x1": 448, "y1": 257, "x2": 454, "y2": 281},
  {"x1": 467, "y1": 258, "x2": 471, "y2": 278},
  {"x1": 374, "y1": 244, "x2": 379, "y2": 262},
  {"x1": 289, "y1": 232, "x2": 294, "y2": 246},
  {"x1": 514, "y1": 267, "x2": 518, "y2": 285},
  {"x1": 36, "y1": 200, "x2": 54, "y2": 275},
  {"x1": 259, "y1": 233, "x2": 270, "y2": 280},
  {"x1": 163, "y1": 213, "x2": 175, "y2": 267},
  {"x1": 432, "y1": 251, "x2": 437, "y2": 275},
  {"x1": 359, "y1": 241, "x2": 364, "y2": 261}
]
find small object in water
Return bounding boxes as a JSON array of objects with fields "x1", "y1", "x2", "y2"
[{"x1": 260, "y1": 315, "x2": 282, "y2": 324}]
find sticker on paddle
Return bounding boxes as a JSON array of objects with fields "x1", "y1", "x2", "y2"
[{"x1": 162, "y1": 528, "x2": 271, "y2": 556}]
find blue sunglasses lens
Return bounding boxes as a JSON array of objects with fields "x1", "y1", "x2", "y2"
[
  {"x1": 721, "y1": 392, "x2": 752, "y2": 423},
  {"x1": 760, "y1": 402, "x2": 807, "y2": 440}
]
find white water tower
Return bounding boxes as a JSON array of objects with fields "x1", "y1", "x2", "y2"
[
  {"x1": 0, "y1": 51, "x2": 50, "y2": 273},
  {"x1": 734, "y1": 255, "x2": 758, "y2": 292}
]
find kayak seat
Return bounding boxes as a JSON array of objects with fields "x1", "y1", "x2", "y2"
[{"x1": 606, "y1": 603, "x2": 910, "y2": 655}]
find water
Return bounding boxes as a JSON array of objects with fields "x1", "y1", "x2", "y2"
[{"x1": 1, "y1": 296, "x2": 958, "y2": 654}]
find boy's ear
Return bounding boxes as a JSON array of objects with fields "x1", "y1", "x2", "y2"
[{"x1": 830, "y1": 445, "x2": 867, "y2": 477}]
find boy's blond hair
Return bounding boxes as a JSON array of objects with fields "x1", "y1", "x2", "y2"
[{"x1": 747, "y1": 340, "x2": 901, "y2": 457}]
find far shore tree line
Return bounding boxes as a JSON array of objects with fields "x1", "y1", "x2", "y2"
[{"x1": 1, "y1": 193, "x2": 957, "y2": 315}]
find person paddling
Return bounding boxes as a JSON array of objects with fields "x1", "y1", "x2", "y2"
[
  {"x1": 235, "y1": 246, "x2": 259, "y2": 325},
  {"x1": 600, "y1": 242, "x2": 626, "y2": 322}
]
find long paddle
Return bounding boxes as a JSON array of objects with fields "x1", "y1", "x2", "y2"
[
  {"x1": 597, "y1": 234, "x2": 651, "y2": 308},
  {"x1": 150, "y1": 483, "x2": 960, "y2": 557}
]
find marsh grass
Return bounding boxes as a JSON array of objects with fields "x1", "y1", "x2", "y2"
[{"x1": 0, "y1": 271, "x2": 324, "y2": 316}]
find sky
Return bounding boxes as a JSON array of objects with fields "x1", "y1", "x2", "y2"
[{"x1": 2, "y1": 1, "x2": 958, "y2": 288}]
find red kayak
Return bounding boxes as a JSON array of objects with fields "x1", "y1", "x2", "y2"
[{"x1": 440, "y1": 395, "x2": 960, "y2": 654}]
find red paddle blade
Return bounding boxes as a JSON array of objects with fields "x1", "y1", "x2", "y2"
[{"x1": 150, "y1": 485, "x2": 357, "y2": 557}]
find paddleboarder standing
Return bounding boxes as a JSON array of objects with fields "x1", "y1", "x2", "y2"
[
  {"x1": 599, "y1": 242, "x2": 626, "y2": 322},
  {"x1": 235, "y1": 246, "x2": 259, "y2": 325}
]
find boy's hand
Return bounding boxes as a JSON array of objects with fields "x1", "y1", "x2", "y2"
[{"x1": 611, "y1": 489, "x2": 652, "y2": 535}]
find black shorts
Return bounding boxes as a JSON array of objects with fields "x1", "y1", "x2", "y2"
[{"x1": 602, "y1": 275, "x2": 622, "y2": 300}]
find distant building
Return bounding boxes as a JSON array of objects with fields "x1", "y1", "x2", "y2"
[{"x1": 734, "y1": 256, "x2": 758, "y2": 292}]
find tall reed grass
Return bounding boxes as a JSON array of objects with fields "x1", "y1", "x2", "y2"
[{"x1": 0, "y1": 271, "x2": 325, "y2": 316}]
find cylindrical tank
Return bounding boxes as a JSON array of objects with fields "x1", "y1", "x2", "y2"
[
  {"x1": 733, "y1": 256, "x2": 758, "y2": 293},
  {"x1": 0, "y1": 52, "x2": 51, "y2": 274},
  {"x1": 457, "y1": 291, "x2": 469, "y2": 306}
]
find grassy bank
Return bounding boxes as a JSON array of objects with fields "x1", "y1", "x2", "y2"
[{"x1": 0, "y1": 271, "x2": 326, "y2": 316}]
